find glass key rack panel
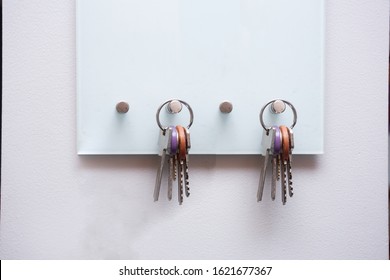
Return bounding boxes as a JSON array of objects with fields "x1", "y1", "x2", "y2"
[{"x1": 77, "y1": 0, "x2": 324, "y2": 155}]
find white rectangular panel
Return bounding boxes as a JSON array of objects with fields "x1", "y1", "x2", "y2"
[{"x1": 77, "y1": 0, "x2": 324, "y2": 155}]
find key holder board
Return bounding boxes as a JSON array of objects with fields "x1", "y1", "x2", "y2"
[{"x1": 77, "y1": 0, "x2": 324, "y2": 155}]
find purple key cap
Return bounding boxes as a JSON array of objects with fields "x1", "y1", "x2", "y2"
[
  {"x1": 273, "y1": 126, "x2": 282, "y2": 154},
  {"x1": 170, "y1": 126, "x2": 178, "y2": 154}
]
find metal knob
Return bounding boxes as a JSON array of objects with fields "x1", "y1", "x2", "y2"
[
  {"x1": 270, "y1": 99, "x2": 286, "y2": 114},
  {"x1": 116, "y1": 101, "x2": 129, "y2": 113},
  {"x1": 219, "y1": 101, "x2": 233, "y2": 114},
  {"x1": 167, "y1": 100, "x2": 183, "y2": 114}
]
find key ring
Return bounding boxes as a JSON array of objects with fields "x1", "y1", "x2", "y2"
[
  {"x1": 156, "y1": 99, "x2": 194, "y2": 131},
  {"x1": 259, "y1": 99, "x2": 297, "y2": 132}
]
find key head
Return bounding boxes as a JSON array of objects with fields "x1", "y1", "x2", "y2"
[
  {"x1": 279, "y1": 126, "x2": 290, "y2": 162},
  {"x1": 288, "y1": 127, "x2": 294, "y2": 151},
  {"x1": 272, "y1": 126, "x2": 282, "y2": 154},
  {"x1": 158, "y1": 127, "x2": 172, "y2": 156},
  {"x1": 176, "y1": 125, "x2": 187, "y2": 160},
  {"x1": 185, "y1": 128, "x2": 191, "y2": 151},
  {"x1": 169, "y1": 126, "x2": 179, "y2": 155},
  {"x1": 261, "y1": 128, "x2": 276, "y2": 155}
]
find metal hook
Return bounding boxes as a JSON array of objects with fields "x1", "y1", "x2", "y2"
[
  {"x1": 259, "y1": 99, "x2": 297, "y2": 131},
  {"x1": 270, "y1": 99, "x2": 286, "y2": 114},
  {"x1": 166, "y1": 100, "x2": 183, "y2": 114},
  {"x1": 156, "y1": 99, "x2": 194, "y2": 131}
]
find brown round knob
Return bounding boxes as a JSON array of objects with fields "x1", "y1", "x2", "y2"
[
  {"x1": 116, "y1": 101, "x2": 129, "y2": 114},
  {"x1": 219, "y1": 101, "x2": 233, "y2": 114}
]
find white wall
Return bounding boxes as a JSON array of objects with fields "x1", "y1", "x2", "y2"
[{"x1": 1, "y1": 0, "x2": 388, "y2": 259}]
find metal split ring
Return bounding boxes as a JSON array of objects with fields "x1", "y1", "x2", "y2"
[
  {"x1": 259, "y1": 99, "x2": 297, "y2": 131},
  {"x1": 156, "y1": 99, "x2": 194, "y2": 131}
]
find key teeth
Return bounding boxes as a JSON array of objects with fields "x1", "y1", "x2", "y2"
[
  {"x1": 179, "y1": 159, "x2": 186, "y2": 204},
  {"x1": 288, "y1": 182, "x2": 294, "y2": 197},
  {"x1": 180, "y1": 186, "x2": 184, "y2": 205},
  {"x1": 289, "y1": 177, "x2": 294, "y2": 197},
  {"x1": 288, "y1": 161, "x2": 293, "y2": 198},
  {"x1": 185, "y1": 181, "x2": 190, "y2": 197},
  {"x1": 179, "y1": 188, "x2": 183, "y2": 205},
  {"x1": 173, "y1": 157, "x2": 178, "y2": 181},
  {"x1": 271, "y1": 156, "x2": 277, "y2": 201},
  {"x1": 277, "y1": 156, "x2": 281, "y2": 181},
  {"x1": 282, "y1": 163, "x2": 287, "y2": 205},
  {"x1": 289, "y1": 184, "x2": 294, "y2": 197},
  {"x1": 185, "y1": 157, "x2": 190, "y2": 197},
  {"x1": 185, "y1": 184, "x2": 190, "y2": 197}
]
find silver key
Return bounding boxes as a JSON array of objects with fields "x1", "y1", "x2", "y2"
[
  {"x1": 154, "y1": 150, "x2": 166, "y2": 201},
  {"x1": 176, "y1": 126, "x2": 190, "y2": 204},
  {"x1": 277, "y1": 155, "x2": 281, "y2": 181},
  {"x1": 271, "y1": 126, "x2": 282, "y2": 201},
  {"x1": 186, "y1": 129, "x2": 191, "y2": 149},
  {"x1": 174, "y1": 150, "x2": 183, "y2": 204},
  {"x1": 184, "y1": 159, "x2": 190, "y2": 197},
  {"x1": 287, "y1": 160, "x2": 293, "y2": 197},
  {"x1": 271, "y1": 155, "x2": 277, "y2": 200},
  {"x1": 184, "y1": 129, "x2": 191, "y2": 197},
  {"x1": 281, "y1": 159, "x2": 287, "y2": 205},
  {"x1": 257, "y1": 128, "x2": 275, "y2": 202},
  {"x1": 178, "y1": 158, "x2": 183, "y2": 204},
  {"x1": 154, "y1": 128, "x2": 172, "y2": 201},
  {"x1": 258, "y1": 149, "x2": 270, "y2": 202},
  {"x1": 167, "y1": 126, "x2": 179, "y2": 201},
  {"x1": 167, "y1": 156, "x2": 173, "y2": 200},
  {"x1": 180, "y1": 158, "x2": 185, "y2": 200},
  {"x1": 173, "y1": 154, "x2": 178, "y2": 181},
  {"x1": 279, "y1": 126, "x2": 290, "y2": 205},
  {"x1": 287, "y1": 128, "x2": 294, "y2": 197}
]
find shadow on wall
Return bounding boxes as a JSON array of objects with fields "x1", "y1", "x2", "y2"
[
  {"x1": 76, "y1": 154, "x2": 320, "y2": 173},
  {"x1": 75, "y1": 154, "x2": 320, "y2": 258}
]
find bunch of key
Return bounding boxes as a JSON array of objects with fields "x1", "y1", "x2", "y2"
[
  {"x1": 257, "y1": 125, "x2": 294, "y2": 205},
  {"x1": 154, "y1": 125, "x2": 191, "y2": 204}
]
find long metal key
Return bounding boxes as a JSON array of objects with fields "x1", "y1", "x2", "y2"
[
  {"x1": 167, "y1": 126, "x2": 179, "y2": 200},
  {"x1": 257, "y1": 127, "x2": 276, "y2": 202},
  {"x1": 154, "y1": 127, "x2": 172, "y2": 202},
  {"x1": 271, "y1": 126, "x2": 282, "y2": 200},
  {"x1": 184, "y1": 128, "x2": 191, "y2": 197},
  {"x1": 168, "y1": 157, "x2": 173, "y2": 200},
  {"x1": 279, "y1": 126, "x2": 290, "y2": 205},
  {"x1": 287, "y1": 127, "x2": 294, "y2": 197},
  {"x1": 176, "y1": 125, "x2": 187, "y2": 205}
]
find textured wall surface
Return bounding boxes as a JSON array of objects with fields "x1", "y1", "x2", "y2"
[{"x1": 1, "y1": 0, "x2": 388, "y2": 259}]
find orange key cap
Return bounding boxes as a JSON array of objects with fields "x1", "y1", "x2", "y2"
[
  {"x1": 176, "y1": 126, "x2": 187, "y2": 161},
  {"x1": 279, "y1": 126, "x2": 290, "y2": 163}
]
